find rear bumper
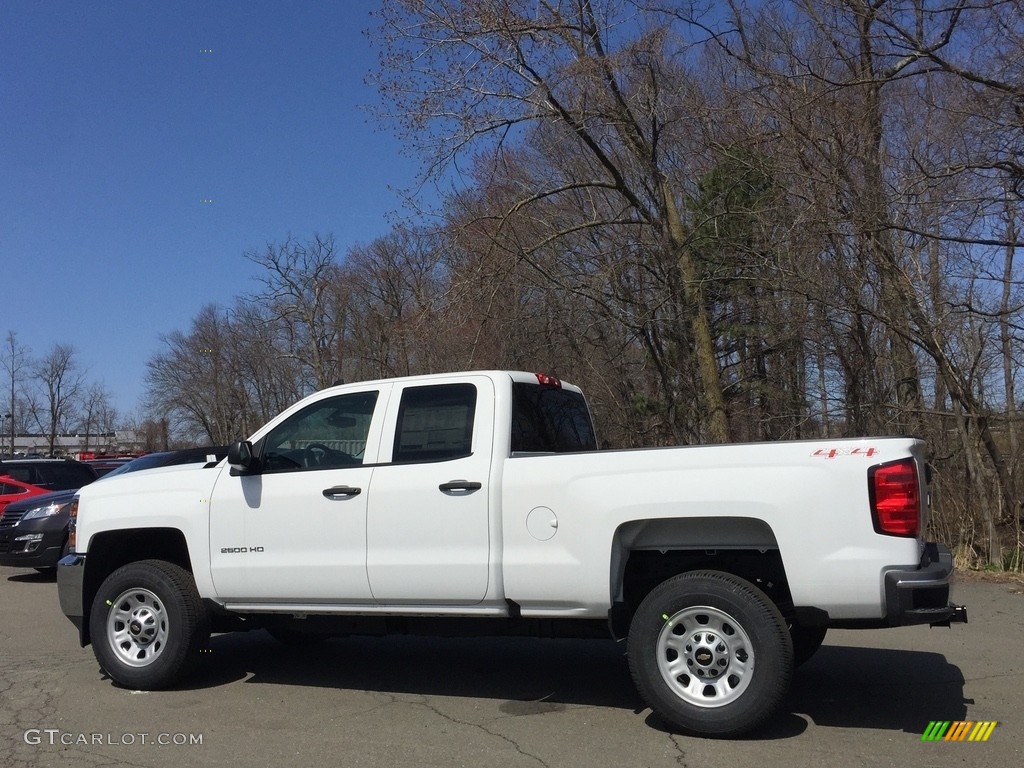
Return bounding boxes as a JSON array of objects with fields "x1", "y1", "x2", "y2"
[{"x1": 883, "y1": 542, "x2": 967, "y2": 627}]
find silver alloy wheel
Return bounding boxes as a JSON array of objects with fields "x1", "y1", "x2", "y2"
[
  {"x1": 656, "y1": 605, "x2": 755, "y2": 708},
  {"x1": 106, "y1": 587, "x2": 169, "y2": 668}
]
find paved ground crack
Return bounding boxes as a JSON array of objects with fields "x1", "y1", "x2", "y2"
[
  {"x1": 410, "y1": 695, "x2": 553, "y2": 768},
  {"x1": 668, "y1": 733, "x2": 688, "y2": 768}
]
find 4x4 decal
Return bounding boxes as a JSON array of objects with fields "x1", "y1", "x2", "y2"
[{"x1": 811, "y1": 447, "x2": 880, "y2": 459}]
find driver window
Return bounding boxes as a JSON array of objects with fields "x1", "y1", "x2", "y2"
[{"x1": 262, "y1": 390, "x2": 379, "y2": 472}]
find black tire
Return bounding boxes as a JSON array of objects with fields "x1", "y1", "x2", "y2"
[
  {"x1": 89, "y1": 559, "x2": 209, "y2": 689},
  {"x1": 627, "y1": 570, "x2": 793, "y2": 737},
  {"x1": 789, "y1": 624, "x2": 827, "y2": 667}
]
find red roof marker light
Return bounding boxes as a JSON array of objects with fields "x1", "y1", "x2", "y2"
[{"x1": 535, "y1": 372, "x2": 562, "y2": 388}]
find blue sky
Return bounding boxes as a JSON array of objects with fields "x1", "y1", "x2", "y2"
[{"x1": 1, "y1": 1, "x2": 425, "y2": 420}]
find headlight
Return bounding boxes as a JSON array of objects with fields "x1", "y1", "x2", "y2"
[{"x1": 21, "y1": 502, "x2": 69, "y2": 522}]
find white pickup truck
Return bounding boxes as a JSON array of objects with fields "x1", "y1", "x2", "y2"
[{"x1": 57, "y1": 370, "x2": 965, "y2": 736}]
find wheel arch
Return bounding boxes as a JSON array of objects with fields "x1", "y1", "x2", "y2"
[
  {"x1": 609, "y1": 517, "x2": 792, "y2": 639},
  {"x1": 81, "y1": 527, "x2": 193, "y2": 646}
]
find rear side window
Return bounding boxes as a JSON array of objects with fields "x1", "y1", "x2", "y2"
[
  {"x1": 35, "y1": 463, "x2": 97, "y2": 490},
  {"x1": 511, "y1": 383, "x2": 597, "y2": 453},
  {"x1": 393, "y1": 384, "x2": 476, "y2": 463}
]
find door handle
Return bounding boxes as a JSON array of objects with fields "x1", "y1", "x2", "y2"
[
  {"x1": 323, "y1": 485, "x2": 362, "y2": 498},
  {"x1": 438, "y1": 480, "x2": 482, "y2": 492}
]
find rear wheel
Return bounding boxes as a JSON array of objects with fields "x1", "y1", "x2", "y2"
[
  {"x1": 89, "y1": 559, "x2": 209, "y2": 689},
  {"x1": 628, "y1": 570, "x2": 793, "y2": 737}
]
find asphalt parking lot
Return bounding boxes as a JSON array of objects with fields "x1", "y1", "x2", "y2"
[{"x1": 0, "y1": 566, "x2": 1020, "y2": 768}]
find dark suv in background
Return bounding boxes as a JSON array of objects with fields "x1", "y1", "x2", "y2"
[
  {"x1": 0, "y1": 458, "x2": 98, "y2": 492},
  {"x1": 0, "y1": 448, "x2": 225, "y2": 572},
  {"x1": 0, "y1": 459, "x2": 99, "y2": 571}
]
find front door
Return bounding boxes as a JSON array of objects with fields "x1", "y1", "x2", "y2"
[{"x1": 209, "y1": 387, "x2": 388, "y2": 603}]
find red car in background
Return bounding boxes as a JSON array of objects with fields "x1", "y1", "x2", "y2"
[{"x1": 0, "y1": 476, "x2": 49, "y2": 515}]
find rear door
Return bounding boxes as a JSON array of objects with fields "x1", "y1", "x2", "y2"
[{"x1": 365, "y1": 376, "x2": 494, "y2": 604}]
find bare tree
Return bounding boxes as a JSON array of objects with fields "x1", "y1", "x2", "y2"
[
  {"x1": 244, "y1": 235, "x2": 344, "y2": 391},
  {"x1": 670, "y1": 0, "x2": 1022, "y2": 563},
  {"x1": 145, "y1": 297, "x2": 314, "y2": 445},
  {"x1": 1, "y1": 331, "x2": 29, "y2": 457},
  {"x1": 77, "y1": 383, "x2": 116, "y2": 454},
  {"x1": 32, "y1": 343, "x2": 83, "y2": 456},
  {"x1": 374, "y1": 0, "x2": 733, "y2": 441},
  {"x1": 146, "y1": 305, "x2": 249, "y2": 445},
  {"x1": 340, "y1": 227, "x2": 450, "y2": 380},
  {"x1": 225, "y1": 300, "x2": 306, "y2": 424}
]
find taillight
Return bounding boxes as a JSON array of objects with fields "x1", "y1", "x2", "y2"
[{"x1": 869, "y1": 458, "x2": 920, "y2": 537}]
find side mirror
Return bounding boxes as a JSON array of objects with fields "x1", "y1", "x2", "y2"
[{"x1": 228, "y1": 441, "x2": 256, "y2": 474}]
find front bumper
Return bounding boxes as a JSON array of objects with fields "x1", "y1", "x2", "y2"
[
  {"x1": 0, "y1": 514, "x2": 70, "y2": 569},
  {"x1": 0, "y1": 532, "x2": 65, "y2": 568},
  {"x1": 57, "y1": 553, "x2": 88, "y2": 645},
  {"x1": 883, "y1": 542, "x2": 968, "y2": 627}
]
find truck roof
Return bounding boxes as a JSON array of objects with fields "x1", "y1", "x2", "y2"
[{"x1": 318, "y1": 370, "x2": 584, "y2": 395}]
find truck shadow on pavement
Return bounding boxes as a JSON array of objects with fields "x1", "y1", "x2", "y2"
[
  {"x1": 195, "y1": 632, "x2": 638, "y2": 712},
  {"x1": 779, "y1": 644, "x2": 968, "y2": 737},
  {"x1": 181, "y1": 632, "x2": 966, "y2": 739}
]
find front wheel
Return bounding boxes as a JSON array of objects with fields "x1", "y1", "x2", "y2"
[
  {"x1": 628, "y1": 570, "x2": 793, "y2": 737},
  {"x1": 89, "y1": 559, "x2": 209, "y2": 689}
]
